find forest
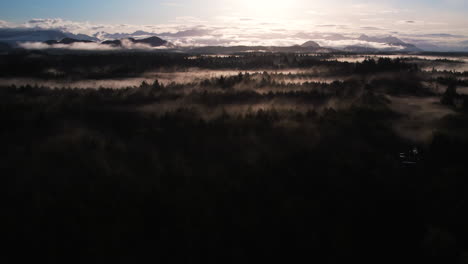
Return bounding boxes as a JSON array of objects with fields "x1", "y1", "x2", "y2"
[{"x1": 2, "y1": 51, "x2": 468, "y2": 263}]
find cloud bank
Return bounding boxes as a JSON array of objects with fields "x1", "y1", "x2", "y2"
[
  {"x1": 1, "y1": 14, "x2": 468, "y2": 50},
  {"x1": 19, "y1": 39, "x2": 170, "y2": 51}
]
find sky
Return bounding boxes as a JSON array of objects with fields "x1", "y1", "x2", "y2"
[
  {"x1": 1, "y1": 0, "x2": 468, "y2": 49},
  {"x1": 1, "y1": 0, "x2": 467, "y2": 23}
]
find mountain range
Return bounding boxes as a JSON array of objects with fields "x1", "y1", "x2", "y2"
[
  {"x1": 0, "y1": 28, "x2": 99, "y2": 44},
  {"x1": 186, "y1": 41, "x2": 334, "y2": 54},
  {"x1": 301, "y1": 41, "x2": 321, "y2": 48},
  {"x1": 0, "y1": 28, "x2": 467, "y2": 53},
  {"x1": 44, "y1": 37, "x2": 94, "y2": 45},
  {"x1": 101, "y1": 36, "x2": 168, "y2": 47}
]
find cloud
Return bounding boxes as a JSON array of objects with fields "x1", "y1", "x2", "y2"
[
  {"x1": 159, "y1": 28, "x2": 213, "y2": 38},
  {"x1": 0, "y1": 20, "x2": 13, "y2": 28},
  {"x1": 316, "y1": 25, "x2": 337, "y2": 28},
  {"x1": 25, "y1": 18, "x2": 92, "y2": 32},
  {"x1": 19, "y1": 41, "x2": 118, "y2": 50},
  {"x1": 397, "y1": 32, "x2": 468, "y2": 49},
  {"x1": 361, "y1": 27, "x2": 384, "y2": 31},
  {"x1": 28, "y1": 18, "x2": 61, "y2": 25},
  {"x1": 1, "y1": 16, "x2": 468, "y2": 50},
  {"x1": 420, "y1": 33, "x2": 465, "y2": 38},
  {"x1": 18, "y1": 39, "x2": 170, "y2": 51},
  {"x1": 312, "y1": 39, "x2": 405, "y2": 50},
  {"x1": 119, "y1": 39, "x2": 170, "y2": 50}
]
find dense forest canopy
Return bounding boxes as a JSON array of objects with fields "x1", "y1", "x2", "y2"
[{"x1": 2, "y1": 51, "x2": 468, "y2": 263}]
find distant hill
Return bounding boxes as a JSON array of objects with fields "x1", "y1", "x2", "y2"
[
  {"x1": 342, "y1": 46, "x2": 378, "y2": 53},
  {"x1": 414, "y1": 43, "x2": 443, "y2": 52},
  {"x1": 0, "y1": 29, "x2": 98, "y2": 45},
  {"x1": 2, "y1": 27, "x2": 468, "y2": 52},
  {"x1": 358, "y1": 34, "x2": 406, "y2": 45},
  {"x1": 186, "y1": 44, "x2": 333, "y2": 54},
  {"x1": 355, "y1": 34, "x2": 420, "y2": 52},
  {"x1": 0, "y1": 29, "x2": 68, "y2": 44},
  {"x1": 66, "y1": 33, "x2": 98, "y2": 42},
  {"x1": 101, "y1": 39, "x2": 123, "y2": 46},
  {"x1": 102, "y1": 36, "x2": 168, "y2": 47},
  {"x1": 94, "y1": 29, "x2": 212, "y2": 40},
  {"x1": 134, "y1": 36, "x2": 168, "y2": 46},
  {"x1": 44, "y1": 38, "x2": 94, "y2": 45},
  {"x1": 94, "y1": 31, "x2": 156, "y2": 40},
  {"x1": 393, "y1": 43, "x2": 421, "y2": 52},
  {"x1": 301, "y1": 41, "x2": 320, "y2": 48}
]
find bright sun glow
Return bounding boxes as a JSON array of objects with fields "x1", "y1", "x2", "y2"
[{"x1": 236, "y1": 0, "x2": 302, "y2": 18}]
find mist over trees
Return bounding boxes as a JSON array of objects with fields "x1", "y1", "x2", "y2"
[{"x1": 2, "y1": 51, "x2": 468, "y2": 263}]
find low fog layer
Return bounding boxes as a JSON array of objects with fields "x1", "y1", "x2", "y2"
[
  {"x1": 1, "y1": 52, "x2": 466, "y2": 145},
  {"x1": 388, "y1": 96, "x2": 455, "y2": 143},
  {"x1": 18, "y1": 39, "x2": 171, "y2": 51},
  {"x1": 0, "y1": 71, "x2": 344, "y2": 89}
]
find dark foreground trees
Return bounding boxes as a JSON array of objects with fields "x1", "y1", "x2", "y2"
[{"x1": 1, "y1": 83, "x2": 468, "y2": 264}]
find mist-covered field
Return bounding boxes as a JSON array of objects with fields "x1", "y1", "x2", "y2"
[{"x1": 2, "y1": 51, "x2": 468, "y2": 263}]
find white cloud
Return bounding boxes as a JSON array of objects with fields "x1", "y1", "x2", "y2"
[
  {"x1": 313, "y1": 39, "x2": 405, "y2": 50},
  {"x1": 18, "y1": 40, "x2": 170, "y2": 51},
  {"x1": 19, "y1": 41, "x2": 118, "y2": 50},
  {"x1": 0, "y1": 20, "x2": 13, "y2": 28},
  {"x1": 1, "y1": 15, "x2": 468, "y2": 50},
  {"x1": 25, "y1": 18, "x2": 93, "y2": 33}
]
